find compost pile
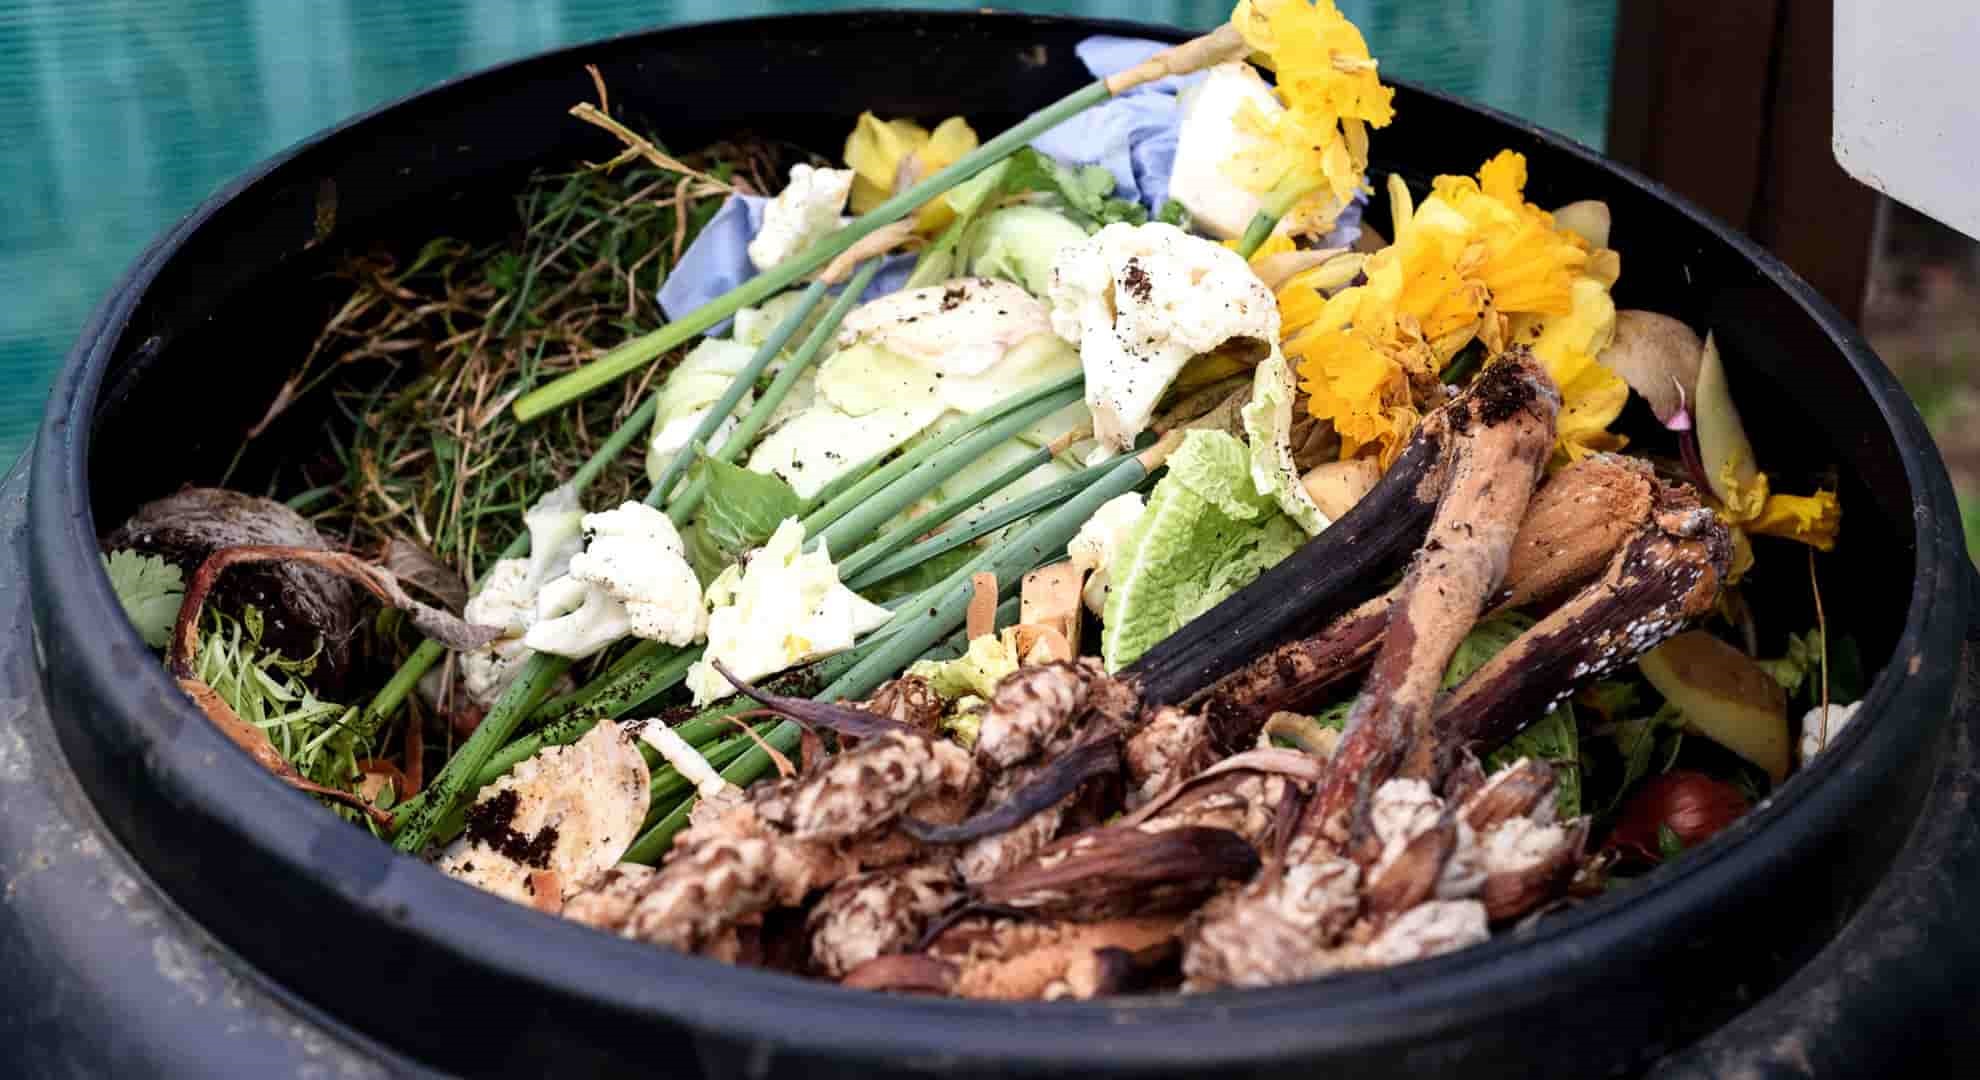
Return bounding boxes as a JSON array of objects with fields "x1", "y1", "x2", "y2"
[{"x1": 98, "y1": 1, "x2": 1861, "y2": 998}]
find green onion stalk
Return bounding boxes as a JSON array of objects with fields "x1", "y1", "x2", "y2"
[
  {"x1": 509, "y1": 25, "x2": 1249, "y2": 422},
  {"x1": 623, "y1": 435, "x2": 1181, "y2": 860}
]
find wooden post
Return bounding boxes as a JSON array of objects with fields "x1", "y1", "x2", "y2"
[{"x1": 1607, "y1": 1, "x2": 1878, "y2": 323}]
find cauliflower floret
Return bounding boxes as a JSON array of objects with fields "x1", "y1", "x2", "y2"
[
  {"x1": 1167, "y1": 62, "x2": 1283, "y2": 240},
  {"x1": 685, "y1": 518, "x2": 893, "y2": 705},
  {"x1": 837, "y1": 277, "x2": 1054, "y2": 378},
  {"x1": 1048, "y1": 223, "x2": 1278, "y2": 450},
  {"x1": 437, "y1": 485, "x2": 590, "y2": 709},
  {"x1": 524, "y1": 502, "x2": 704, "y2": 659},
  {"x1": 1067, "y1": 492, "x2": 1146, "y2": 616},
  {"x1": 747, "y1": 164, "x2": 855, "y2": 272},
  {"x1": 1798, "y1": 699, "x2": 1863, "y2": 763}
]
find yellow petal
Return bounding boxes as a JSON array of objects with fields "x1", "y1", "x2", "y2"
[
  {"x1": 845, "y1": 113, "x2": 930, "y2": 214},
  {"x1": 1745, "y1": 490, "x2": 1841, "y2": 551},
  {"x1": 1477, "y1": 150, "x2": 1528, "y2": 205}
]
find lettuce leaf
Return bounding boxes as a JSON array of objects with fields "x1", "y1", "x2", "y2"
[
  {"x1": 1099, "y1": 430, "x2": 1305, "y2": 669},
  {"x1": 1240, "y1": 348, "x2": 1329, "y2": 535},
  {"x1": 908, "y1": 633, "x2": 1021, "y2": 701},
  {"x1": 1488, "y1": 703, "x2": 1582, "y2": 819},
  {"x1": 682, "y1": 456, "x2": 802, "y2": 583}
]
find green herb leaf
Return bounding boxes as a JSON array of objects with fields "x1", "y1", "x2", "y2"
[
  {"x1": 101, "y1": 549, "x2": 186, "y2": 649},
  {"x1": 682, "y1": 456, "x2": 802, "y2": 583},
  {"x1": 1155, "y1": 199, "x2": 1191, "y2": 228},
  {"x1": 1000, "y1": 148, "x2": 1147, "y2": 229}
]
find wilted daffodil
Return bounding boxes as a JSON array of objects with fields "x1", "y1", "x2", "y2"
[
  {"x1": 843, "y1": 112, "x2": 979, "y2": 231},
  {"x1": 1278, "y1": 150, "x2": 1634, "y2": 466},
  {"x1": 1693, "y1": 333, "x2": 1842, "y2": 554},
  {"x1": 1227, "y1": 0, "x2": 1395, "y2": 217}
]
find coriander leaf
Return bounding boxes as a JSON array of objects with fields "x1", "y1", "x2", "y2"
[
  {"x1": 1155, "y1": 199, "x2": 1192, "y2": 229},
  {"x1": 1000, "y1": 149, "x2": 1146, "y2": 229},
  {"x1": 102, "y1": 549, "x2": 185, "y2": 648},
  {"x1": 1756, "y1": 627, "x2": 1822, "y2": 697},
  {"x1": 682, "y1": 456, "x2": 801, "y2": 583}
]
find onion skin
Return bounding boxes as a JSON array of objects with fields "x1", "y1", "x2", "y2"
[{"x1": 1604, "y1": 771, "x2": 1749, "y2": 863}]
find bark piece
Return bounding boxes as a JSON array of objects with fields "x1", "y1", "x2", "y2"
[
  {"x1": 955, "y1": 759, "x2": 1076, "y2": 886},
  {"x1": 1124, "y1": 706, "x2": 1217, "y2": 806},
  {"x1": 864, "y1": 676, "x2": 948, "y2": 733},
  {"x1": 1478, "y1": 818, "x2": 1589, "y2": 923},
  {"x1": 975, "y1": 659, "x2": 1100, "y2": 769},
  {"x1": 1299, "y1": 355, "x2": 1559, "y2": 859},
  {"x1": 563, "y1": 864, "x2": 661, "y2": 934},
  {"x1": 924, "y1": 915, "x2": 1184, "y2": 1000},
  {"x1": 1424, "y1": 476, "x2": 1732, "y2": 775}
]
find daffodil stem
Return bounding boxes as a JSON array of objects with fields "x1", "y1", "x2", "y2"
[
  {"x1": 799, "y1": 370, "x2": 1084, "y2": 538},
  {"x1": 512, "y1": 81, "x2": 1113, "y2": 422},
  {"x1": 667, "y1": 259, "x2": 884, "y2": 522},
  {"x1": 809, "y1": 384, "x2": 1083, "y2": 558},
  {"x1": 843, "y1": 454, "x2": 1121, "y2": 591},
  {"x1": 1235, "y1": 210, "x2": 1278, "y2": 259},
  {"x1": 645, "y1": 279, "x2": 832, "y2": 515}
]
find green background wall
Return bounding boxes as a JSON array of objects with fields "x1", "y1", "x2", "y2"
[{"x1": 0, "y1": 0, "x2": 1617, "y2": 462}]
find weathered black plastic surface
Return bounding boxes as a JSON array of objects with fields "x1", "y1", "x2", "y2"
[{"x1": 16, "y1": 10, "x2": 1979, "y2": 1077}]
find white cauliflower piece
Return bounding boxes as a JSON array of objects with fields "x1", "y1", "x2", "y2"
[
  {"x1": 524, "y1": 502, "x2": 704, "y2": 659},
  {"x1": 437, "y1": 721, "x2": 649, "y2": 905},
  {"x1": 1798, "y1": 699, "x2": 1863, "y2": 763},
  {"x1": 1167, "y1": 62, "x2": 1282, "y2": 239},
  {"x1": 439, "y1": 485, "x2": 591, "y2": 709},
  {"x1": 1067, "y1": 492, "x2": 1146, "y2": 616},
  {"x1": 686, "y1": 518, "x2": 893, "y2": 705},
  {"x1": 521, "y1": 483, "x2": 585, "y2": 587},
  {"x1": 837, "y1": 278, "x2": 1054, "y2": 377},
  {"x1": 747, "y1": 164, "x2": 854, "y2": 272},
  {"x1": 1048, "y1": 222, "x2": 1278, "y2": 450}
]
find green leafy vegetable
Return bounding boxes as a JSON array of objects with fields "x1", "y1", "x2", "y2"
[
  {"x1": 1656, "y1": 823, "x2": 1686, "y2": 861},
  {"x1": 1000, "y1": 148, "x2": 1148, "y2": 229},
  {"x1": 681, "y1": 456, "x2": 802, "y2": 582},
  {"x1": 963, "y1": 206, "x2": 1090, "y2": 297},
  {"x1": 1155, "y1": 199, "x2": 1191, "y2": 229},
  {"x1": 102, "y1": 549, "x2": 186, "y2": 648},
  {"x1": 1757, "y1": 628, "x2": 1823, "y2": 697},
  {"x1": 1599, "y1": 701, "x2": 1684, "y2": 815},
  {"x1": 1100, "y1": 430, "x2": 1305, "y2": 669},
  {"x1": 1240, "y1": 351, "x2": 1329, "y2": 535},
  {"x1": 908, "y1": 633, "x2": 1021, "y2": 701}
]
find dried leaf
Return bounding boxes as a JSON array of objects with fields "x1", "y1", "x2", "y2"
[
  {"x1": 903, "y1": 737, "x2": 1120, "y2": 844},
  {"x1": 715, "y1": 661, "x2": 918, "y2": 741},
  {"x1": 381, "y1": 537, "x2": 470, "y2": 613}
]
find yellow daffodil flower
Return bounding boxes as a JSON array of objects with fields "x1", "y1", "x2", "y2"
[
  {"x1": 843, "y1": 112, "x2": 979, "y2": 231},
  {"x1": 1712, "y1": 460, "x2": 1841, "y2": 553},
  {"x1": 1227, "y1": 0, "x2": 1394, "y2": 212},
  {"x1": 1508, "y1": 277, "x2": 1630, "y2": 463}
]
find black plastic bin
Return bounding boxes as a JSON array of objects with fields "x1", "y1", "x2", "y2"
[{"x1": 9, "y1": 11, "x2": 1980, "y2": 1077}]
